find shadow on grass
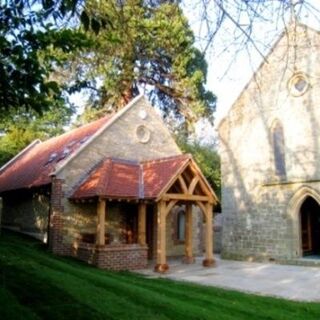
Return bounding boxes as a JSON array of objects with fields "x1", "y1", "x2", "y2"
[
  {"x1": 0, "y1": 231, "x2": 104, "y2": 320},
  {"x1": 0, "y1": 264, "x2": 104, "y2": 320}
]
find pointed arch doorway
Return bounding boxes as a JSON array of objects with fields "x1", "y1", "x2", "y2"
[{"x1": 300, "y1": 197, "x2": 320, "y2": 256}]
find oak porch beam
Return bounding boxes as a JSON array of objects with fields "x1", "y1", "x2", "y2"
[
  {"x1": 163, "y1": 193, "x2": 211, "y2": 203},
  {"x1": 178, "y1": 175, "x2": 188, "y2": 194},
  {"x1": 164, "y1": 199, "x2": 178, "y2": 217},
  {"x1": 96, "y1": 198, "x2": 106, "y2": 246},
  {"x1": 188, "y1": 176, "x2": 200, "y2": 194},
  {"x1": 203, "y1": 202, "x2": 215, "y2": 267},
  {"x1": 154, "y1": 200, "x2": 169, "y2": 272},
  {"x1": 138, "y1": 202, "x2": 147, "y2": 245}
]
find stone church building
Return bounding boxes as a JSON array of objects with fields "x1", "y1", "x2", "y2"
[
  {"x1": 0, "y1": 95, "x2": 218, "y2": 271},
  {"x1": 219, "y1": 23, "x2": 320, "y2": 263}
]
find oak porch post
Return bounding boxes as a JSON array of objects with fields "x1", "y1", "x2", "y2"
[
  {"x1": 154, "y1": 200, "x2": 169, "y2": 272},
  {"x1": 203, "y1": 202, "x2": 215, "y2": 267},
  {"x1": 183, "y1": 203, "x2": 195, "y2": 263},
  {"x1": 96, "y1": 198, "x2": 106, "y2": 246},
  {"x1": 138, "y1": 202, "x2": 147, "y2": 245}
]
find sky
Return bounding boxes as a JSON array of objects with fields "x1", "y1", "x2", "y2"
[{"x1": 184, "y1": 0, "x2": 320, "y2": 130}]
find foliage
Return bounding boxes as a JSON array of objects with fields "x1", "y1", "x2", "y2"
[
  {"x1": 0, "y1": 104, "x2": 74, "y2": 166},
  {"x1": 68, "y1": 0, "x2": 216, "y2": 130},
  {"x1": 0, "y1": 0, "x2": 217, "y2": 168},
  {"x1": 0, "y1": 0, "x2": 87, "y2": 166},
  {"x1": 177, "y1": 137, "x2": 221, "y2": 199},
  {"x1": 1, "y1": 230, "x2": 320, "y2": 320},
  {"x1": 0, "y1": 0, "x2": 88, "y2": 116}
]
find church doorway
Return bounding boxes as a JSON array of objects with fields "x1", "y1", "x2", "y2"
[{"x1": 300, "y1": 197, "x2": 320, "y2": 256}]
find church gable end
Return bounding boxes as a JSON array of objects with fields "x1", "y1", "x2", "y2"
[
  {"x1": 56, "y1": 95, "x2": 181, "y2": 190},
  {"x1": 220, "y1": 23, "x2": 320, "y2": 263}
]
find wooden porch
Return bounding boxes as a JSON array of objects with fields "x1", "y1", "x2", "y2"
[{"x1": 92, "y1": 157, "x2": 218, "y2": 272}]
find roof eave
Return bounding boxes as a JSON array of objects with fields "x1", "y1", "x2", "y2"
[{"x1": 0, "y1": 139, "x2": 42, "y2": 174}]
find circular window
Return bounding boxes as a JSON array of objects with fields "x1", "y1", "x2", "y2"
[
  {"x1": 136, "y1": 125, "x2": 151, "y2": 143},
  {"x1": 288, "y1": 73, "x2": 309, "y2": 97}
]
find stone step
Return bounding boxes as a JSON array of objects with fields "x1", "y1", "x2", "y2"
[{"x1": 278, "y1": 258, "x2": 320, "y2": 267}]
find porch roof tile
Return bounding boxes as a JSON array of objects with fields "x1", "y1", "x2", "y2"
[{"x1": 70, "y1": 154, "x2": 191, "y2": 200}]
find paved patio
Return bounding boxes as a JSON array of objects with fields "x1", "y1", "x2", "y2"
[{"x1": 137, "y1": 255, "x2": 320, "y2": 302}]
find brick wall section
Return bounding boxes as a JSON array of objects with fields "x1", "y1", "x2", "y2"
[
  {"x1": 49, "y1": 178, "x2": 71, "y2": 255},
  {"x1": 76, "y1": 243, "x2": 148, "y2": 271}
]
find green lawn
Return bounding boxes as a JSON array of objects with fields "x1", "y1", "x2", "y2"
[{"x1": 0, "y1": 230, "x2": 319, "y2": 320}]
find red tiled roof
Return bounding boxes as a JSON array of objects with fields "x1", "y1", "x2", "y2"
[
  {"x1": 71, "y1": 155, "x2": 190, "y2": 200},
  {"x1": 72, "y1": 159, "x2": 140, "y2": 199},
  {"x1": 0, "y1": 116, "x2": 111, "y2": 193},
  {"x1": 142, "y1": 155, "x2": 190, "y2": 198}
]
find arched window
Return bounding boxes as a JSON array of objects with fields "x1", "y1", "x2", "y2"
[
  {"x1": 177, "y1": 210, "x2": 185, "y2": 241},
  {"x1": 272, "y1": 121, "x2": 286, "y2": 178}
]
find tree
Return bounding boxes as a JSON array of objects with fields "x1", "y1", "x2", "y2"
[
  {"x1": 0, "y1": 103, "x2": 74, "y2": 166},
  {"x1": 1, "y1": 0, "x2": 216, "y2": 131},
  {"x1": 0, "y1": 0, "x2": 217, "y2": 166},
  {"x1": 177, "y1": 137, "x2": 221, "y2": 199},
  {"x1": 0, "y1": 0, "x2": 88, "y2": 117},
  {"x1": 0, "y1": 0, "x2": 90, "y2": 165},
  {"x1": 63, "y1": 1, "x2": 216, "y2": 131}
]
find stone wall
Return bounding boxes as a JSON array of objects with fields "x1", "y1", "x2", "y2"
[
  {"x1": 219, "y1": 24, "x2": 320, "y2": 262},
  {"x1": 213, "y1": 213, "x2": 222, "y2": 253},
  {"x1": 63, "y1": 202, "x2": 138, "y2": 246},
  {"x1": 166, "y1": 205, "x2": 203, "y2": 257},
  {"x1": 1, "y1": 188, "x2": 49, "y2": 242}
]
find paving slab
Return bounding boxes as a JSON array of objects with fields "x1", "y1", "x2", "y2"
[{"x1": 137, "y1": 255, "x2": 320, "y2": 302}]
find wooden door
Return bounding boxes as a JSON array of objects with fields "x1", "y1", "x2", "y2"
[{"x1": 301, "y1": 210, "x2": 312, "y2": 255}]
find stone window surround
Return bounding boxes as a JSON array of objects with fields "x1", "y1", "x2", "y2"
[
  {"x1": 135, "y1": 124, "x2": 151, "y2": 144},
  {"x1": 287, "y1": 185, "x2": 320, "y2": 258},
  {"x1": 288, "y1": 72, "x2": 310, "y2": 97},
  {"x1": 270, "y1": 120, "x2": 287, "y2": 180},
  {"x1": 172, "y1": 207, "x2": 186, "y2": 245}
]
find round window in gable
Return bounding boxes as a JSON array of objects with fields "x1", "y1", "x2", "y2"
[
  {"x1": 288, "y1": 72, "x2": 309, "y2": 97},
  {"x1": 136, "y1": 125, "x2": 151, "y2": 143}
]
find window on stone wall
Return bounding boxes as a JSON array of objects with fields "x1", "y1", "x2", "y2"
[
  {"x1": 177, "y1": 210, "x2": 185, "y2": 242},
  {"x1": 272, "y1": 121, "x2": 286, "y2": 178}
]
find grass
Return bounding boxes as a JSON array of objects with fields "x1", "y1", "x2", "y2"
[{"x1": 0, "y1": 230, "x2": 319, "y2": 320}]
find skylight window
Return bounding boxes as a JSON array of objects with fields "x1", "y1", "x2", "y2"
[
  {"x1": 44, "y1": 152, "x2": 58, "y2": 166},
  {"x1": 57, "y1": 148, "x2": 71, "y2": 161},
  {"x1": 80, "y1": 135, "x2": 90, "y2": 144},
  {"x1": 67, "y1": 140, "x2": 76, "y2": 148}
]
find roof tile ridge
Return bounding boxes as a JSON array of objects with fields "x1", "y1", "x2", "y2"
[
  {"x1": 141, "y1": 154, "x2": 191, "y2": 165},
  {"x1": 69, "y1": 159, "x2": 105, "y2": 198},
  {"x1": 98, "y1": 158, "x2": 113, "y2": 196},
  {"x1": 109, "y1": 157, "x2": 139, "y2": 166},
  {"x1": 0, "y1": 139, "x2": 42, "y2": 174}
]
